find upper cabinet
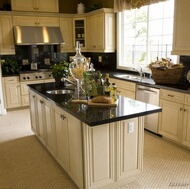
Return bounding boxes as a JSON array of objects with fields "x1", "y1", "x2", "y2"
[
  {"x1": 86, "y1": 9, "x2": 115, "y2": 53},
  {"x1": 13, "y1": 15, "x2": 59, "y2": 26},
  {"x1": 60, "y1": 17, "x2": 74, "y2": 52},
  {"x1": 172, "y1": 0, "x2": 190, "y2": 55},
  {"x1": 11, "y1": 0, "x2": 59, "y2": 13},
  {"x1": 73, "y1": 17, "x2": 87, "y2": 50},
  {"x1": 0, "y1": 15, "x2": 15, "y2": 55}
]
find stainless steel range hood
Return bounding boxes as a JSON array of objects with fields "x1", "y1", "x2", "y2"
[{"x1": 13, "y1": 26, "x2": 65, "y2": 45}]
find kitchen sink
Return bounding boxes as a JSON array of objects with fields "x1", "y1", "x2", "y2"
[
  {"x1": 46, "y1": 89, "x2": 74, "y2": 94},
  {"x1": 113, "y1": 74, "x2": 155, "y2": 85}
]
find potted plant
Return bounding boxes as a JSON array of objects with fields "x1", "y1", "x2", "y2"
[
  {"x1": 50, "y1": 60, "x2": 70, "y2": 87},
  {"x1": 1, "y1": 59, "x2": 21, "y2": 75}
]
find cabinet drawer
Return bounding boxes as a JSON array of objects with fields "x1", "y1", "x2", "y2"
[
  {"x1": 160, "y1": 89, "x2": 185, "y2": 103},
  {"x1": 4, "y1": 76, "x2": 19, "y2": 84},
  {"x1": 110, "y1": 78, "x2": 136, "y2": 92},
  {"x1": 185, "y1": 94, "x2": 190, "y2": 106}
]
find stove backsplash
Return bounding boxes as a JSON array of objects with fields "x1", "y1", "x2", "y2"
[{"x1": 1, "y1": 45, "x2": 116, "y2": 72}]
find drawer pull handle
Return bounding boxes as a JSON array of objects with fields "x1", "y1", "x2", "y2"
[
  {"x1": 168, "y1": 94, "x2": 174, "y2": 97},
  {"x1": 40, "y1": 100, "x2": 44, "y2": 104},
  {"x1": 180, "y1": 108, "x2": 183, "y2": 111},
  {"x1": 60, "y1": 114, "x2": 66, "y2": 120},
  {"x1": 33, "y1": 95, "x2": 35, "y2": 98},
  {"x1": 184, "y1": 109, "x2": 187, "y2": 112}
]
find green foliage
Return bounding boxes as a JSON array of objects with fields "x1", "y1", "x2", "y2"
[
  {"x1": 50, "y1": 60, "x2": 70, "y2": 78},
  {"x1": 85, "y1": 2, "x2": 103, "y2": 12},
  {"x1": 1, "y1": 59, "x2": 21, "y2": 75}
]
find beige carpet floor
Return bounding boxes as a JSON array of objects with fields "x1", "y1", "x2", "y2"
[{"x1": 0, "y1": 108, "x2": 190, "y2": 189}]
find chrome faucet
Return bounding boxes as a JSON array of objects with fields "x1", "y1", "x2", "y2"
[
  {"x1": 63, "y1": 77, "x2": 77, "y2": 86},
  {"x1": 133, "y1": 66, "x2": 144, "y2": 78}
]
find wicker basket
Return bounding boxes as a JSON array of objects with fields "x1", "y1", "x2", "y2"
[{"x1": 150, "y1": 67, "x2": 184, "y2": 84}]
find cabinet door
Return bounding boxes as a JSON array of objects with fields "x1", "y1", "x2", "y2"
[
  {"x1": 86, "y1": 12, "x2": 115, "y2": 52},
  {"x1": 172, "y1": 0, "x2": 190, "y2": 55},
  {"x1": 182, "y1": 105, "x2": 190, "y2": 148},
  {"x1": 159, "y1": 99, "x2": 183, "y2": 143},
  {"x1": 11, "y1": 0, "x2": 35, "y2": 11},
  {"x1": 60, "y1": 17, "x2": 74, "y2": 52},
  {"x1": 11, "y1": 0, "x2": 58, "y2": 12},
  {"x1": 73, "y1": 18, "x2": 86, "y2": 50},
  {"x1": 36, "y1": 95, "x2": 46, "y2": 145},
  {"x1": 44, "y1": 99, "x2": 57, "y2": 156},
  {"x1": 53, "y1": 106, "x2": 69, "y2": 171},
  {"x1": 29, "y1": 91, "x2": 38, "y2": 135},
  {"x1": 66, "y1": 113, "x2": 83, "y2": 189},
  {"x1": 13, "y1": 16, "x2": 37, "y2": 26},
  {"x1": 36, "y1": 0, "x2": 58, "y2": 13},
  {"x1": 117, "y1": 118, "x2": 143, "y2": 180},
  {"x1": 83, "y1": 123, "x2": 115, "y2": 188},
  {"x1": 110, "y1": 78, "x2": 136, "y2": 99},
  {"x1": 13, "y1": 16, "x2": 59, "y2": 26},
  {"x1": 87, "y1": 13, "x2": 104, "y2": 51},
  {"x1": 5, "y1": 83, "x2": 21, "y2": 108},
  {"x1": 0, "y1": 15, "x2": 15, "y2": 55}
]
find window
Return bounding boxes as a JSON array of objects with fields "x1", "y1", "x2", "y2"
[{"x1": 117, "y1": 0, "x2": 177, "y2": 72}]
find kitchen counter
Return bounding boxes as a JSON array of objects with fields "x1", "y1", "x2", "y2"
[
  {"x1": 107, "y1": 71, "x2": 190, "y2": 94},
  {"x1": 28, "y1": 82, "x2": 162, "y2": 126},
  {"x1": 28, "y1": 82, "x2": 161, "y2": 189}
]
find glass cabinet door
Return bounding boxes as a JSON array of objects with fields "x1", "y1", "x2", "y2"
[{"x1": 73, "y1": 18, "x2": 86, "y2": 49}]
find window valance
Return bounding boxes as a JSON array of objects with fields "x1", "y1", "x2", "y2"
[{"x1": 114, "y1": 0, "x2": 168, "y2": 12}]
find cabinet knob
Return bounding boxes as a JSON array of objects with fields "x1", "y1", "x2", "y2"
[
  {"x1": 168, "y1": 94, "x2": 174, "y2": 97},
  {"x1": 184, "y1": 109, "x2": 187, "y2": 112},
  {"x1": 180, "y1": 108, "x2": 183, "y2": 111},
  {"x1": 40, "y1": 100, "x2": 44, "y2": 104},
  {"x1": 60, "y1": 114, "x2": 66, "y2": 120},
  {"x1": 33, "y1": 95, "x2": 35, "y2": 98}
]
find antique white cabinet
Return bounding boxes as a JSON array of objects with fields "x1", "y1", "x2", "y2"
[
  {"x1": 0, "y1": 15, "x2": 15, "y2": 55},
  {"x1": 13, "y1": 15, "x2": 59, "y2": 27},
  {"x1": 172, "y1": 0, "x2": 190, "y2": 55},
  {"x1": 159, "y1": 89, "x2": 185, "y2": 144},
  {"x1": 73, "y1": 17, "x2": 87, "y2": 51},
  {"x1": 59, "y1": 17, "x2": 74, "y2": 52},
  {"x1": 3, "y1": 76, "x2": 21, "y2": 108},
  {"x1": 182, "y1": 94, "x2": 190, "y2": 148},
  {"x1": 29, "y1": 87, "x2": 144, "y2": 189},
  {"x1": 11, "y1": 0, "x2": 59, "y2": 13},
  {"x1": 110, "y1": 78, "x2": 136, "y2": 99},
  {"x1": 86, "y1": 9, "x2": 115, "y2": 52}
]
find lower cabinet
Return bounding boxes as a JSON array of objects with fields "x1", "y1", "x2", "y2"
[
  {"x1": 29, "y1": 88, "x2": 144, "y2": 189},
  {"x1": 158, "y1": 89, "x2": 190, "y2": 148},
  {"x1": 3, "y1": 76, "x2": 21, "y2": 108},
  {"x1": 110, "y1": 78, "x2": 136, "y2": 99},
  {"x1": 182, "y1": 95, "x2": 190, "y2": 148},
  {"x1": 83, "y1": 117, "x2": 143, "y2": 189},
  {"x1": 159, "y1": 98, "x2": 183, "y2": 143}
]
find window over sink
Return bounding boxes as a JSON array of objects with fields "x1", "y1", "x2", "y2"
[{"x1": 117, "y1": 0, "x2": 178, "y2": 72}]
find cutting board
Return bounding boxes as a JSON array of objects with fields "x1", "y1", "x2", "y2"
[{"x1": 71, "y1": 99, "x2": 118, "y2": 107}]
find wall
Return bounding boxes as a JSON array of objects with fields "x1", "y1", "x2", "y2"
[{"x1": 59, "y1": 0, "x2": 113, "y2": 13}]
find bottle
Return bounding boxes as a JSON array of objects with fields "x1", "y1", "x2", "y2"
[
  {"x1": 103, "y1": 73, "x2": 111, "y2": 96},
  {"x1": 110, "y1": 83, "x2": 117, "y2": 101}
]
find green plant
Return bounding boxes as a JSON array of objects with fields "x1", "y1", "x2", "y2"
[
  {"x1": 50, "y1": 60, "x2": 70, "y2": 78},
  {"x1": 85, "y1": 2, "x2": 103, "y2": 12},
  {"x1": 1, "y1": 59, "x2": 21, "y2": 75}
]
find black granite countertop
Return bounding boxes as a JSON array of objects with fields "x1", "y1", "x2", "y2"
[
  {"x1": 105, "y1": 71, "x2": 190, "y2": 94},
  {"x1": 28, "y1": 82, "x2": 162, "y2": 126}
]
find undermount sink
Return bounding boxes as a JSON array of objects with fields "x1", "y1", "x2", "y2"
[
  {"x1": 114, "y1": 74, "x2": 155, "y2": 85},
  {"x1": 46, "y1": 89, "x2": 74, "y2": 94},
  {"x1": 114, "y1": 74, "x2": 140, "y2": 80}
]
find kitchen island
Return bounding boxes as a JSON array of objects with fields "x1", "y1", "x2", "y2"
[{"x1": 28, "y1": 82, "x2": 161, "y2": 189}]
